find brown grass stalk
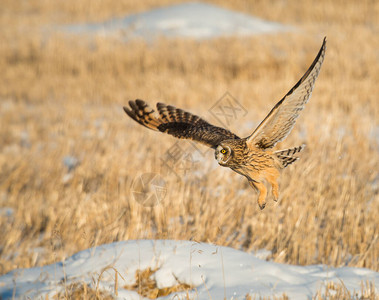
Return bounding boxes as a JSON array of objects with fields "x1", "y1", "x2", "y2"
[{"x1": 0, "y1": 1, "x2": 378, "y2": 299}]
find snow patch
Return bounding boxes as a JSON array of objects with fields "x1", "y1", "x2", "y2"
[
  {"x1": 64, "y1": 2, "x2": 293, "y2": 41},
  {"x1": 1, "y1": 240, "x2": 378, "y2": 299}
]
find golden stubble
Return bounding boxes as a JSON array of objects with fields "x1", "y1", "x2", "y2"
[{"x1": 0, "y1": 0, "x2": 378, "y2": 286}]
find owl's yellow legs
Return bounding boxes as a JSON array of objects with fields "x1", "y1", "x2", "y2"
[
  {"x1": 249, "y1": 181, "x2": 267, "y2": 210},
  {"x1": 266, "y1": 171, "x2": 280, "y2": 202},
  {"x1": 249, "y1": 169, "x2": 280, "y2": 209}
]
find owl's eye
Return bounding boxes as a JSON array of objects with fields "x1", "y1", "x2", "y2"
[{"x1": 221, "y1": 149, "x2": 227, "y2": 154}]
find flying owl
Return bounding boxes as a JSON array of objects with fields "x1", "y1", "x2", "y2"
[{"x1": 124, "y1": 38, "x2": 326, "y2": 209}]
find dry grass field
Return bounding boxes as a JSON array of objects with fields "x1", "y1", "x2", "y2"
[{"x1": 0, "y1": 0, "x2": 378, "y2": 298}]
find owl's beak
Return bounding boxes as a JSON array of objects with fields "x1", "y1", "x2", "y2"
[
  {"x1": 215, "y1": 150, "x2": 220, "y2": 161},
  {"x1": 214, "y1": 148, "x2": 222, "y2": 163}
]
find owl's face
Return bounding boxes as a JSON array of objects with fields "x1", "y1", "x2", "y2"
[{"x1": 215, "y1": 144, "x2": 233, "y2": 166}]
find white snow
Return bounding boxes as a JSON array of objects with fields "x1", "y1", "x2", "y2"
[
  {"x1": 64, "y1": 2, "x2": 292, "y2": 40},
  {"x1": 0, "y1": 240, "x2": 378, "y2": 299}
]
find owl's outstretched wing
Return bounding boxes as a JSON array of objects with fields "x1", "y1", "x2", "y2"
[
  {"x1": 246, "y1": 37, "x2": 326, "y2": 149},
  {"x1": 124, "y1": 100, "x2": 240, "y2": 148}
]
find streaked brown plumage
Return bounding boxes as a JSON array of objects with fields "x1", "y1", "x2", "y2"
[{"x1": 124, "y1": 37, "x2": 326, "y2": 209}]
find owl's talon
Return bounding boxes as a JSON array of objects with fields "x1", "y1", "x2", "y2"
[
  {"x1": 259, "y1": 202, "x2": 266, "y2": 210},
  {"x1": 258, "y1": 197, "x2": 266, "y2": 209},
  {"x1": 273, "y1": 194, "x2": 279, "y2": 202}
]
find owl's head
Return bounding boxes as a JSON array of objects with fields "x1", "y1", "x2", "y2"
[{"x1": 215, "y1": 144, "x2": 233, "y2": 166}]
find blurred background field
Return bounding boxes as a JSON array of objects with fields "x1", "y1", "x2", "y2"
[{"x1": 0, "y1": 0, "x2": 378, "y2": 282}]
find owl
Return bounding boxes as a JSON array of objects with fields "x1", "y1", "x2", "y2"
[{"x1": 124, "y1": 38, "x2": 326, "y2": 209}]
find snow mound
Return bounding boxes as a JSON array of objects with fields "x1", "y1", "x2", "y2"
[
  {"x1": 64, "y1": 2, "x2": 292, "y2": 40},
  {"x1": 0, "y1": 240, "x2": 378, "y2": 299}
]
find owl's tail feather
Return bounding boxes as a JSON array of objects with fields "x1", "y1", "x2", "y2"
[{"x1": 274, "y1": 144, "x2": 305, "y2": 168}]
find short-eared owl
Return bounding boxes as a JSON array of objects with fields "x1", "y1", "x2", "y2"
[{"x1": 124, "y1": 38, "x2": 326, "y2": 209}]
